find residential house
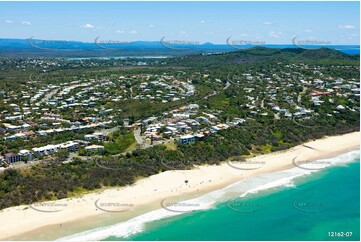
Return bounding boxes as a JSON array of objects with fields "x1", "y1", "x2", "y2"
[
  {"x1": 19, "y1": 150, "x2": 33, "y2": 160},
  {"x1": 85, "y1": 145, "x2": 104, "y2": 151},
  {"x1": 178, "y1": 134, "x2": 195, "y2": 144},
  {"x1": 4, "y1": 153, "x2": 21, "y2": 163}
]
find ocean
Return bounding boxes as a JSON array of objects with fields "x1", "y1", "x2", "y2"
[{"x1": 59, "y1": 150, "x2": 360, "y2": 241}]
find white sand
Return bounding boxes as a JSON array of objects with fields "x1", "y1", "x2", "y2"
[{"x1": 0, "y1": 132, "x2": 359, "y2": 240}]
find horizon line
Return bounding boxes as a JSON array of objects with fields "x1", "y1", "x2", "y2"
[{"x1": 0, "y1": 37, "x2": 360, "y2": 46}]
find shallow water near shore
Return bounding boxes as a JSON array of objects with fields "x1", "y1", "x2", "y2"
[{"x1": 59, "y1": 150, "x2": 360, "y2": 241}]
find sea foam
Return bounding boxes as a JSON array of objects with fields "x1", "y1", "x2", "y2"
[{"x1": 57, "y1": 149, "x2": 360, "y2": 241}]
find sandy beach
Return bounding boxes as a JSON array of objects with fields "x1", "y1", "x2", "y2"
[{"x1": 0, "y1": 131, "x2": 359, "y2": 240}]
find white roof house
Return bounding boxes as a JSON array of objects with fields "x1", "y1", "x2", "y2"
[{"x1": 85, "y1": 145, "x2": 104, "y2": 150}]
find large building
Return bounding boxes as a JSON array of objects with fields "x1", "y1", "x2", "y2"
[
  {"x1": 178, "y1": 134, "x2": 195, "y2": 144},
  {"x1": 4, "y1": 153, "x2": 21, "y2": 163}
]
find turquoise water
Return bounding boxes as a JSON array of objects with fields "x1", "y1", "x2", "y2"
[
  {"x1": 59, "y1": 151, "x2": 360, "y2": 241},
  {"x1": 110, "y1": 155, "x2": 360, "y2": 241}
]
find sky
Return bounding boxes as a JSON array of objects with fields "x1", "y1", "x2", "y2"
[{"x1": 0, "y1": 1, "x2": 359, "y2": 45}]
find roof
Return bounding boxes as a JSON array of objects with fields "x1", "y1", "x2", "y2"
[
  {"x1": 85, "y1": 145, "x2": 104, "y2": 150},
  {"x1": 4, "y1": 153, "x2": 20, "y2": 157},
  {"x1": 179, "y1": 134, "x2": 195, "y2": 139}
]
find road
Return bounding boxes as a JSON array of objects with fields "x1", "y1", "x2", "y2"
[
  {"x1": 39, "y1": 88, "x2": 59, "y2": 104},
  {"x1": 1, "y1": 78, "x2": 234, "y2": 172},
  {"x1": 260, "y1": 98, "x2": 265, "y2": 108},
  {"x1": 134, "y1": 128, "x2": 152, "y2": 148},
  {"x1": 202, "y1": 81, "x2": 230, "y2": 100},
  {"x1": 99, "y1": 125, "x2": 120, "y2": 135},
  {"x1": 130, "y1": 86, "x2": 134, "y2": 99},
  {"x1": 298, "y1": 87, "x2": 308, "y2": 104},
  {"x1": 223, "y1": 81, "x2": 231, "y2": 90},
  {"x1": 1, "y1": 152, "x2": 78, "y2": 172}
]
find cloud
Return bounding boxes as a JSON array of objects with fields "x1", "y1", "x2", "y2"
[
  {"x1": 339, "y1": 24, "x2": 355, "y2": 29},
  {"x1": 80, "y1": 24, "x2": 94, "y2": 29},
  {"x1": 5, "y1": 20, "x2": 13, "y2": 23},
  {"x1": 348, "y1": 33, "x2": 359, "y2": 40},
  {"x1": 304, "y1": 29, "x2": 312, "y2": 33},
  {"x1": 22, "y1": 21, "x2": 31, "y2": 25},
  {"x1": 178, "y1": 31, "x2": 187, "y2": 35},
  {"x1": 241, "y1": 33, "x2": 249, "y2": 37},
  {"x1": 200, "y1": 20, "x2": 206, "y2": 24},
  {"x1": 116, "y1": 30, "x2": 125, "y2": 34},
  {"x1": 129, "y1": 30, "x2": 138, "y2": 34},
  {"x1": 268, "y1": 31, "x2": 282, "y2": 38},
  {"x1": 148, "y1": 24, "x2": 155, "y2": 28},
  {"x1": 263, "y1": 21, "x2": 272, "y2": 25}
]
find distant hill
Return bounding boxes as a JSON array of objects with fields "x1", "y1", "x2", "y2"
[
  {"x1": 0, "y1": 38, "x2": 359, "y2": 58},
  {"x1": 0, "y1": 38, "x2": 232, "y2": 57},
  {"x1": 165, "y1": 47, "x2": 360, "y2": 67}
]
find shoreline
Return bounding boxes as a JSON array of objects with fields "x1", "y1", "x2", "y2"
[{"x1": 0, "y1": 131, "x2": 359, "y2": 240}]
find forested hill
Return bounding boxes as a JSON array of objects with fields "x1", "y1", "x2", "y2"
[
  {"x1": 165, "y1": 47, "x2": 360, "y2": 67},
  {"x1": 0, "y1": 38, "x2": 359, "y2": 58}
]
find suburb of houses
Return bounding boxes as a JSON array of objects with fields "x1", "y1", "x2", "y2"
[{"x1": 0, "y1": 58, "x2": 359, "y2": 169}]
